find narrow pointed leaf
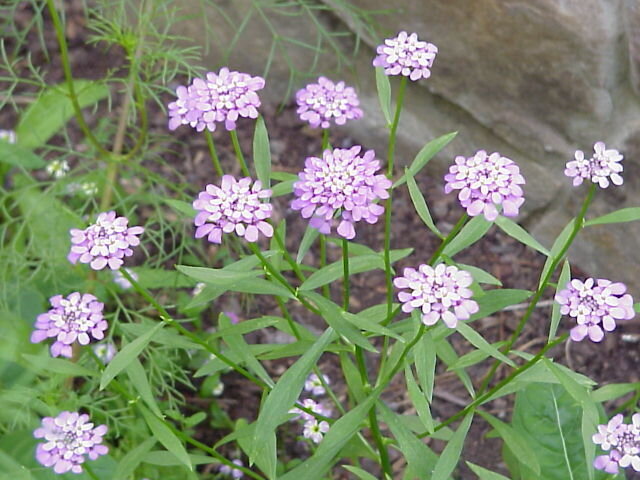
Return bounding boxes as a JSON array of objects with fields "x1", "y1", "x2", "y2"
[
  {"x1": 431, "y1": 412, "x2": 474, "y2": 479},
  {"x1": 442, "y1": 215, "x2": 493, "y2": 258},
  {"x1": 375, "y1": 67, "x2": 392, "y2": 125},
  {"x1": 549, "y1": 260, "x2": 570, "y2": 341},
  {"x1": 585, "y1": 207, "x2": 640, "y2": 226},
  {"x1": 406, "y1": 173, "x2": 443, "y2": 238},
  {"x1": 253, "y1": 116, "x2": 271, "y2": 188},
  {"x1": 495, "y1": 216, "x2": 550, "y2": 256},
  {"x1": 393, "y1": 131, "x2": 457, "y2": 188},
  {"x1": 139, "y1": 405, "x2": 192, "y2": 471}
]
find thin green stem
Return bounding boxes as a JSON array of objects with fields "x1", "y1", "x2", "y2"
[
  {"x1": 273, "y1": 227, "x2": 305, "y2": 282},
  {"x1": 205, "y1": 130, "x2": 224, "y2": 176},
  {"x1": 428, "y1": 213, "x2": 468, "y2": 265},
  {"x1": 322, "y1": 128, "x2": 330, "y2": 150},
  {"x1": 377, "y1": 324, "x2": 426, "y2": 388},
  {"x1": 230, "y1": 130, "x2": 250, "y2": 176},
  {"x1": 478, "y1": 184, "x2": 596, "y2": 394},
  {"x1": 83, "y1": 463, "x2": 100, "y2": 480},
  {"x1": 342, "y1": 239, "x2": 350, "y2": 310},
  {"x1": 319, "y1": 235, "x2": 330, "y2": 298},
  {"x1": 369, "y1": 407, "x2": 393, "y2": 478}
]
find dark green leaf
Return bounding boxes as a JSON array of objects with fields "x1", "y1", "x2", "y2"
[
  {"x1": 406, "y1": 173, "x2": 443, "y2": 238},
  {"x1": 113, "y1": 437, "x2": 156, "y2": 480},
  {"x1": 431, "y1": 412, "x2": 474, "y2": 479},
  {"x1": 442, "y1": 215, "x2": 493, "y2": 258},
  {"x1": 126, "y1": 358, "x2": 162, "y2": 417},
  {"x1": 466, "y1": 462, "x2": 511, "y2": 480},
  {"x1": 139, "y1": 405, "x2": 192, "y2": 471},
  {"x1": 456, "y1": 322, "x2": 515, "y2": 367},
  {"x1": 405, "y1": 366, "x2": 434, "y2": 432}
]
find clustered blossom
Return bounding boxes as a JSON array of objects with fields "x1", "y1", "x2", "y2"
[
  {"x1": 444, "y1": 150, "x2": 525, "y2": 221},
  {"x1": 593, "y1": 413, "x2": 640, "y2": 474},
  {"x1": 291, "y1": 146, "x2": 391, "y2": 239},
  {"x1": 394, "y1": 263, "x2": 479, "y2": 328},
  {"x1": 219, "y1": 459, "x2": 244, "y2": 479},
  {"x1": 289, "y1": 374, "x2": 332, "y2": 444},
  {"x1": 555, "y1": 278, "x2": 634, "y2": 342},
  {"x1": 565, "y1": 142, "x2": 624, "y2": 188},
  {"x1": 34, "y1": 411, "x2": 108, "y2": 474},
  {"x1": 193, "y1": 176, "x2": 273, "y2": 244},
  {"x1": 31, "y1": 293, "x2": 107, "y2": 358},
  {"x1": 373, "y1": 31, "x2": 438, "y2": 80},
  {"x1": 168, "y1": 67, "x2": 265, "y2": 133},
  {"x1": 68, "y1": 211, "x2": 144, "y2": 271},
  {"x1": 66, "y1": 182, "x2": 98, "y2": 197},
  {"x1": 304, "y1": 373, "x2": 329, "y2": 396},
  {"x1": 295, "y1": 77, "x2": 363, "y2": 129}
]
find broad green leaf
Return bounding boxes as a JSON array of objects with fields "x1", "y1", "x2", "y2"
[
  {"x1": 342, "y1": 465, "x2": 378, "y2": 480},
  {"x1": 271, "y1": 179, "x2": 295, "y2": 197},
  {"x1": 0, "y1": 142, "x2": 45, "y2": 169},
  {"x1": 100, "y1": 322, "x2": 163, "y2": 389},
  {"x1": 342, "y1": 311, "x2": 405, "y2": 342},
  {"x1": 415, "y1": 331, "x2": 437, "y2": 401},
  {"x1": 300, "y1": 248, "x2": 412, "y2": 291},
  {"x1": 253, "y1": 116, "x2": 272, "y2": 188},
  {"x1": 478, "y1": 411, "x2": 540, "y2": 475},
  {"x1": 393, "y1": 132, "x2": 457, "y2": 188},
  {"x1": 456, "y1": 263, "x2": 502, "y2": 286},
  {"x1": 442, "y1": 215, "x2": 493, "y2": 258},
  {"x1": 379, "y1": 403, "x2": 438, "y2": 476},
  {"x1": 406, "y1": 173, "x2": 443, "y2": 238},
  {"x1": 175, "y1": 265, "x2": 261, "y2": 286},
  {"x1": 405, "y1": 366, "x2": 434, "y2": 432},
  {"x1": 164, "y1": 199, "x2": 196, "y2": 217},
  {"x1": 139, "y1": 405, "x2": 192, "y2": 471},
  {"x1": 495, "y1": 216, "x2": 550, "y2": 256},
  {"x1": 303, "y1": 292, "x2": 376, "y2": 352},
  {"x1": 549, "y1": 260, "x2": 570, "y2": 341},
  {"x1": 21, "y1": 353, "x2": 97, "y2": 377},
  {"x1": 585, "y1": 207, "x2": 640, "y2": 227},
  {"x1": 296, "y1": 225, "x2": 320, "y2": 264},
  {"x1": 466, "y1": 462, "x2": 511, "y2": 480},
  {"x1": 375, "y1": 67, "x2": 392, "y2": 125},
  {"x1": 539, "y1": 219, "x2": 575, "y2": 288},
  {"x1": 112, "y1": 437, "x2": 156, "y2": 480},
  {"x1": 126, "y1": 358, "x2": 162, "y2": 417},
  {"x1": 456, "y1": 322, "x2": 515, "y2": 367},
  {"x1": 17, "y1": 80, "x2": 109, "y2": 149},
  {"x1": 471, "y1": 289, "x2": 532, "y2": 320},
  {"x1": 235, "y1": 422, "x2": 277, "y2": 479},
  {"x1": 278, "y1": 387, "x2": 382, "y2": 480},
  {"x1": 250, "y1": 328, "x2": 336, "y2": 466},
  {"x1": 134, "y1": 267, "x2": 197, "y2": 289},
  {"x1": 592, "y1": 382, "x2": 640, "y2": 402},
  {"x1": 431, "y1": 412, "x2": 474, "y2": 479}
]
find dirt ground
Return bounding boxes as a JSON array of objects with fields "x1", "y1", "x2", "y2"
[{"x1": 4, "y1": 2, "x2": 640, "y2": 478}]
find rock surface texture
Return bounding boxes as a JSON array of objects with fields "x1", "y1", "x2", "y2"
[{"x1": 174, "y1": 0, "x2": 640, "y2": 292}]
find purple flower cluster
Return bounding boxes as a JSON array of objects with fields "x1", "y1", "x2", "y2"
[
  {"x1": 565, "y1": 142, "x2": 624, "y2": 188},
  {"x1": 31, "y1": 293, "x2": 107, "y2": 358},
  {"x1": 34, "y1": 411, "x2": 108, "y2": 474},
  {"x1": 394, "y1": 263, "x2": 479, "y2": 328},
  {"x1": 193, "y1": 175, "x2": 273, "y2": 244},
  {"x1": 68, "y1": 211, "x2": 144, "y2": 271},
  {"x1": 555, "y1": 278, "x2": 634, "y2": 342},
  {"x1": 219, "y1": 459, "x2": 244, "y2": 479},
  {"x1": 291, "y1": 146, "x2": 391, "y2": 239},
  {"x1": 373, "y1": 31, "x2": 438, "y2": 81},
  {"x1": 168, "y1": 68, "x2": 265, "y2": 132},
  {"x1": 444, "y1": 150, "x2": 525, "y2": 221},
  {"x1": 295, "y1": 77, "x2": 363, "y2": 129},
  {"x1": 593, "y1": 413, "x2": 640, "y2": 473},
  {"x1": 289, "y1": 373, "x2": 332, "y2": 444}
]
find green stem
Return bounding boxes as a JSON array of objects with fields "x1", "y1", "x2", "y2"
[
  {"x1": 83, "y1": 463, "x2": 100, "y2": 480},
  {"x1": 230, "y1": 130, "x2": 250, "y2": 176},
  {"x1": 377, "y1": 324, "x2": 426, "y2": 388},
  {"x1": 319, "y1": 235, "x2": 330, "y2": 298},
  {"x1": 342, "y1": 239, "x2": 350, "y2": 310},
  {"x1": 478, "y1": 184, "x2": 596, "y2": 394},
  {"x1": 119, "y1": 269, "x2": 266, "y2": 389},
  {"x1": 420, "y1": 334, "x2": 569, "y2": 438},
  {"x1": 322, "y1": 128, "x2": 330, "y2": 150},
  {"x1": 205, "y1": 129, "x2": 224, "y2": 176},
  {"x1": 428, "y1": 213, "x2": 468, "y2": 265},
  {"x1": 272, "y1": 227, "x2": 305, "y2": 282},
  {"x1": 46, "y1": 0, "x2": 110, "y2": 159}
]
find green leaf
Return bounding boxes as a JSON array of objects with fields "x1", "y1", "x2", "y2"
[
  {"x1": 456, "y1": 263, "x2": 502, "y2": 286},
  {"x1": 415, "y1": 331, "x2": 437, "y2": 401},
  {"x1": 278, "y1": 388, "x2": 382, "y2": 480},
  {"x1": 139, "y1": 405, "x2": 192, "y2": 471},
  {"x1": 303, "y1": 293, "x2": 376, "y2": 352},
  {"x1": 539, "y1": 219, "x2": 575, "y2": 288},
  {"x1": 100, "y1": 322, "x2": 163, "y2": 390},
  {"x1": 456, "y1": 322, "x2": 515, "y2": 367},
  {"x1": 300, "y1": 248, "x2": 412, "y2": 291},
  {"x1": 592, "y1": 382, "x2": 640, "y2": 402},
  {"x1": 296, "y1": 226, "x2": 320, "y2": 264},
  {"x1": 431, "y1": 412, "x2": 474, "y2": 479},
  {"x1": 442, "y1": 215, "x2": 493, "y2": 258},
  {"x1": 176, "y1": 265, "x2": 261, "y2": 286},
  {"x1": 549, "y1": 260, "x2": 570, "y2": 341},
  {"x1": 393, "y1": 132, "x2": 457, "y2": 188},
  {"x1": 250, "y1": 328, "x2": 337, "y2": 466},
  {"x1": 585, "y1": 207, "x2": 640, "y2": 227},
  {"x1": 477, "y1": 411, "x2": 540, "y2": 475},
  {"x1": 406, "y1": 173, "x2": 443, "y2": 238},
  {"x1": 271, "y1": 179, "x2": 295, "y2": 197},
  {"x1": 495, "y1": 216, "x2": 550, "y2": 256},
  {"x1": 341, "y1": 465, "x2": 378, "y2": 480},
  {"x1": 17, "y1": 80, "x2": 109, "y2": 149},
  {"x1": 126, "y1": 358, "x2": 162, "y2": 417},
  {"x1": 112, "y1": 437, "x2": 156, "y2": 480},
  {"x1": 0, "y1": 142, "x2": 45, "y2": 169},
  {"x1": 21, "y1": 353, "x2": 97, "y2": 377},
  {"x1": 164, "y1": 199, "x2": 196, "y2": 217},
  {"x1": 253, "y1": 116, "x2": 272, "y2": 188},
  {"x1": 405, "y1": 366, "x2": 434, "y2": 432},
  {"x1": 375, "y1": 67, "x2": 392, "y2": 125},
  {"x1": 134, "y1": 267, "x2": 197, "y2": 289},
  {"x1": 472, "y1": 289, "x2": 532, "y2": 320},
  {"x1": 342, "y1": 311, "x2": 405, "y2": 342},
  {"x1": 466, "y1": 462, "x2": 511, "y2": 480}
]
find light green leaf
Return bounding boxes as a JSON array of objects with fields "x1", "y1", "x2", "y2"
[
  {"x1": 431, "y1": 412, "x2": 474, "y2": 479},
  {"x1": 415, "y1": 331, "x2": 437, "y2": 401},
  {"x1": 100, "y1": 322, "x2": 163, "y2": 390},
  {"x1": 253, "y1": 116, "x2": 271, "y2": 188},
  {"x1": 585, "y1": 207, "x2": 640, "y2": 227},
  {"x1": 539, "y1": 219, "x2": 575, "y2": 288},
  {"x1": 456, "y1": 322, "x2": 515, "y2": 367},
  {"x1": 592, "y1": 382, "x2": 640, "y2": 402},
  {"x1": 472, "y1": 289, "x2": 532, "y2": 320},
  {"x1": 296, "y1": 225, "x2": 320, "y2": 264},
  {"x1": 405, "y1": 366, "x2": 434, "y2": 432},
  {"x1": 466, "y1": 462, "x2": 511, "y2": 480},
  {"x1": 456, "y1": 263, "x2": 502, "y2": 286},
  {"x1": 21, "y1": 353, "x2": 97, "y2": 378},
  {"x1": 0, "y1": 142, "x2": 45, "y2": 169},
  {"x1": 549, "y1": 260, "x2": 570, "y2": 342},
  {"x1": 126, "y1": 358, "x2": 162, "y2": 417},
  {"x1": 164, "y1": 199, "x2": 196, "y2": 217},
  {"x1": 342, "y1": 311, "x2": 405, "y2": 342},
  {"x1": 442, "y1": 215, "x2": 493, "y2": 258},
  {"x1": 375, "y1": 67, "x2": 392, "y2": 125},
  {"x1": 393, "y1": 132, "x2": 457, "y2": 188},
  {"x1": 406, "y1": 173, "x2": 443, "y2": 238},
  {"x1": 341, "y1": 465, "x2": 378, "y2": 480},
  {"x1": 139, "y1": 405, "x2": 192, "y2": 471},
  {"x1": 175, "y1": 265, "x2": 261, "y2": 286},
  {"x1": 495, "y1": 216, "x2": 550, "y2": 256},
  {"x1": 17, "y1": 80, "x2": 109, "y2": 149},
  {"x1": 112, "y1": 437, "x2": 156, "y2": 480}
]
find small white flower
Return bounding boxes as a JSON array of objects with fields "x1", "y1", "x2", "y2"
[
  {"x1": 0, "y1": 130, "x2": 17, "y2": 144},
  {"x1": 92, "y1": 342, "x2": 117, "y2": 364},
  {"x1": 81, "y1": 182, "x2": 98, "y2": 195},
  {"x1": 192, "y1": 282, "x2": 206, "y2": 296},
  {"x1": 212, "y1": 381, "x2": 224, "y2": 396},
  {"x1": 304, "y1": 373, "x2": 329, "y2": 396},
  {"x1": 303, "y1": 419, "x2": 329, "y2": 444},
  {"x1": 45, "y1": 159, "x2": 70, "y2": 179}
]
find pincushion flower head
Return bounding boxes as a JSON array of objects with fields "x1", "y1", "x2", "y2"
[
  {"x1": 31, "y1": 292, "x2": 107, "y2": 358},
  {"x1": 168, "y1": 67, "x2": 265, "y2": 132},
  {"x1": 295, "y1": 77, "x2": 363, "y2": 129},
  {"x1": 291, "y1": 146, "x2": 391, "y2": 239},
  {"x1": 34, "y1": 411, "x2": 108, "y2": 474},
  {"x1": 394, "y1": 263, "x2": 479, "y2": 328},
  {"x1": 593, "y1": 413, "x2": 640, "y2": 473},
  {"x1": 373, "y1": 31, "x2": 438, "y2": 80},
  {"x1": 555, "y1": 278, "x2": 634, "y2": 342},
  {"x1": 444, "y1": 150, "x2": 525, "y2": 222},
  {"x1": 193, "y1": 175, "x2": 273, "y2": 244},
  {"x1": 68, "y1": 211, "x2": 144, "y2": 271},
  {"x1": 565, "y1": 142, "x2": 624, "y2": 188}
]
